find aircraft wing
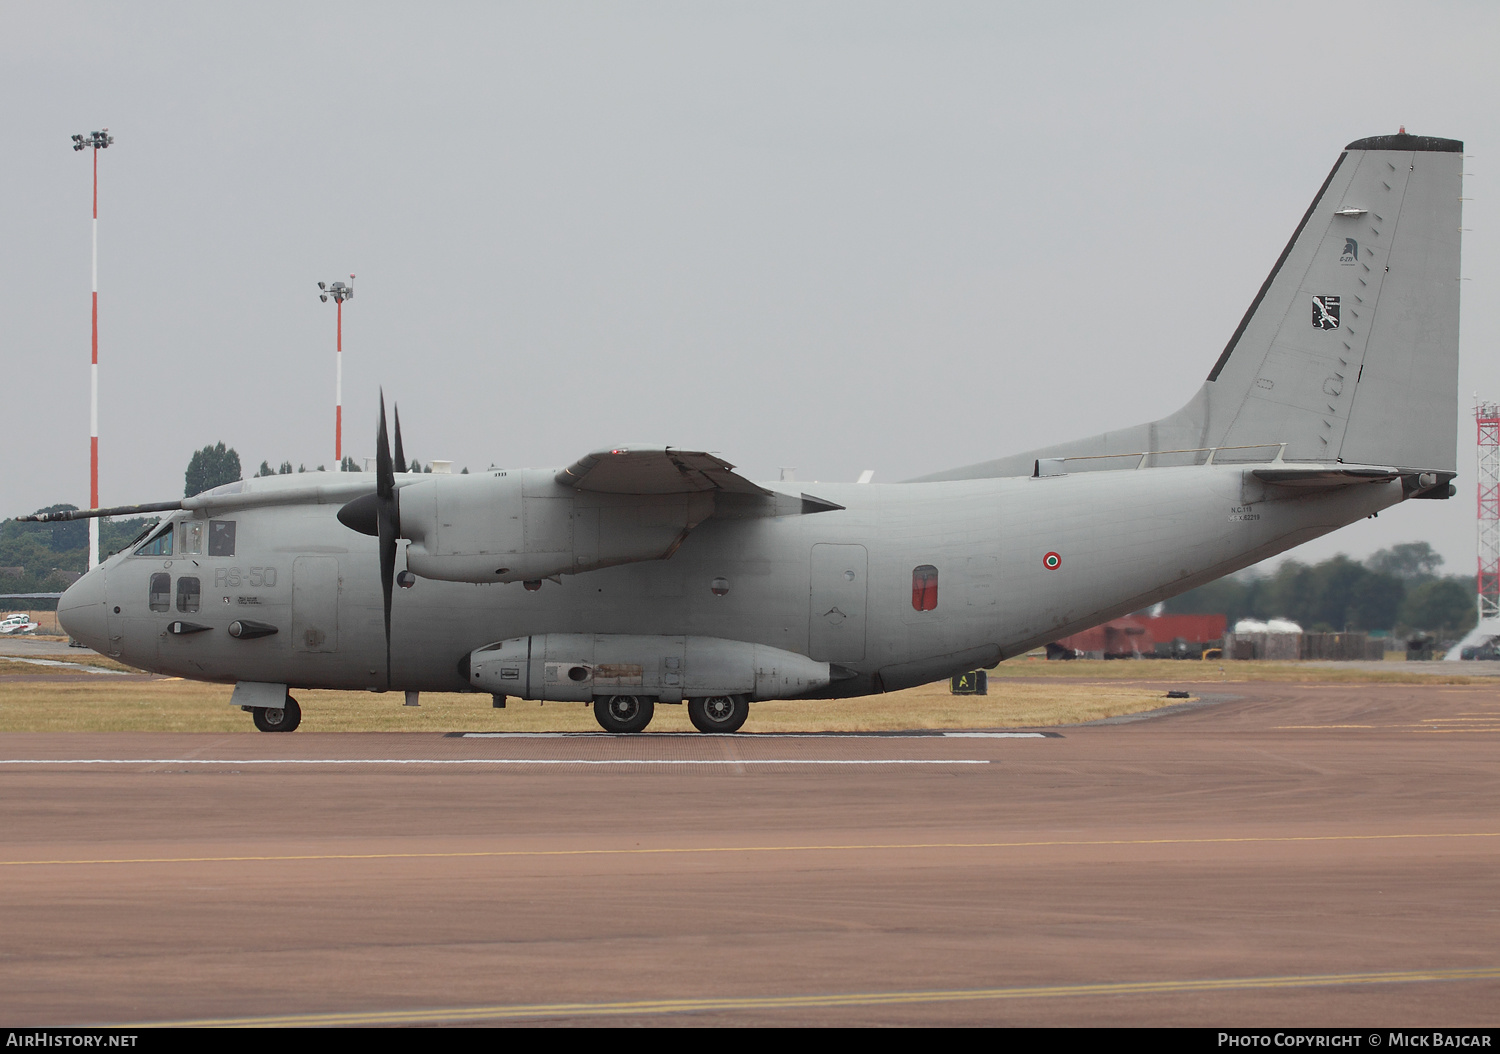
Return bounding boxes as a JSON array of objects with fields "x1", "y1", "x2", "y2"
[{"x1": 555, "y1": 447, "x2": 772, "y2": 496}]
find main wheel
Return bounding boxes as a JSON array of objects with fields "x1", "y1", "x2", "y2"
[
  {"x1": 593, "y1": 695, "x2": 654, "y2": 733},
  {"x1": 688, "y1": 694, "x2": 749, "y2": 733},
  {"x1": 252, "y1": 694, "x2": 302, "y2": 733}
]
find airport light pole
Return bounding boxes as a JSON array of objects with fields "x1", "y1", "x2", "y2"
[
  {"x1": 72, "y1": 129, "x2": 113, "y2": 569},
  {"x1": 318, "y1": 276, "x2": 355, "y2": 470}
]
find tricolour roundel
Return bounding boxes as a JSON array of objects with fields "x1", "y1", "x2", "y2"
[{"x1": 1042, "y1": 551, "x2": 1062, "y2": 570}]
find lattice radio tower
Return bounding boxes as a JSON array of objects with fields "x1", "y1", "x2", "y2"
[{"x1": 1477, "y1": 400, "x2": 1500, "y2": 622}]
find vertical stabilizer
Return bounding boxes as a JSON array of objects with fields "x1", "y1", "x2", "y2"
[
  {"x1": 1209, "y1": 133, "x2": 1463, "y2": 471},
  {"x1": 916, "y1": 134, "x2": 1463, "y2": 482}
]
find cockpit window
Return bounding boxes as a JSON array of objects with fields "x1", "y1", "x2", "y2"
[
  {"x1": 176, "y1": 576, "x2": 200, "y2": 613},
  {"x1": 179, "y1": 520, "x2": 204, "y2": 555},
  {"x1": 135, "y1": 524, "x2": 174, "y2": 557},
  {"x1": 208, "y1": 520, "x2": 236, "y2": 557},
  {"x1": 124, "y1": 522, "x2": 159, "y2": 551}
]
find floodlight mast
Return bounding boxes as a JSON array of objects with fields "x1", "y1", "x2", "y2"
[
  {"x1": 72, "y1": 129, "x2": 113, "y2": 569},
  {"x1": 318, "y1": 276, "x2": 355, "y2": 469}
]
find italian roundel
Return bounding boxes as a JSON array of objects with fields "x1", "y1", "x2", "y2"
[{"x1": 1043, "y1": 551, "x2": 1061, "y2": 570}]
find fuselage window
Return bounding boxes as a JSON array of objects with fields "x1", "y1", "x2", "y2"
[
  {"x1": 912, "y1": 564, "x2": 939, "y2": 611},
  {"x1": 180, "y1": 520, "x2": 204, "y2": 555},
  {"x1": 149, "y1": 573, "x2": 171, "y2": 612},
  {"x1": 208, "y1": 520, "x2": 236, "y2": 557},
  {"x1": 135, "y1": 524, "x2": 174, "y2": 557},
  {"x1": 176, "y1": 576, "x2": 201, "y2": 613}
]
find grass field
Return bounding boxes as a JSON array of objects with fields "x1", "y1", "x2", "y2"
[
  {"x1": 0, "y1": 664, "x2": 1169, "y2": 734},
  {"x1": 0, "y1": 654, "x2": 1487, "y2": 734}
]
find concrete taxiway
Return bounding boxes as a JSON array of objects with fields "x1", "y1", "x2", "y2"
[{"x1": 0, "y1": 680, "x2": 1497, "y2": 1026}]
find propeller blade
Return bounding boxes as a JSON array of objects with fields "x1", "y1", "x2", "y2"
[
  {"x1": 393, "y1": 404, "x2": 406, "y2": 475},
  {"x1": 373, "y1": 389, "x2": 401, "y2": 688},
  {"x1": 379, "y1": 504, "x2": 396, "y2": 689},
  {"x1": 376, "y1": 390, "x2": 393, "y2": 501}
]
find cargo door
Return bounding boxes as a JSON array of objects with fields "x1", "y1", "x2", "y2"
[
  {"x1": 808, "y1": 543, "x2": 867, "y2": 663},
  {"x1": 292, "y1": 556, "x2": 340, "y2": 653}
]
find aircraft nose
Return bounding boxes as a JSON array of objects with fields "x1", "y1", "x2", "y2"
[{"x1": 57, "y1": 566, "x2": 108, "y2": 649}]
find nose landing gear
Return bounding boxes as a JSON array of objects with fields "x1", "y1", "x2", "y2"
[{"x1": 249, "y1": 694, "x2": 302, "y2": 732}]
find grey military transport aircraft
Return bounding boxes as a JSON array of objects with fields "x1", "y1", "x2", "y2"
[{"x1": 34, "y1": 132, "x2": 1462, "y2": 734}]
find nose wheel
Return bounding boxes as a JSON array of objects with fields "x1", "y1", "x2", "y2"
[
  {"x1": 688, "y1": 694, "x2": 749, "y2": 733},
  {"x1": 251, "y1": 694, "x2": 302, "y2": 733},
  {"x1": 593, "y1": 695, "x2": 654, "y2": 733}
]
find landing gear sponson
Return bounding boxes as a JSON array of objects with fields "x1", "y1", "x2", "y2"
[
  {"x1": 468, "y1": 633, "x2": 837, "y2": 734},
  {"x1": 231, "y1": 682, "x2": 303, "y2": 733}
]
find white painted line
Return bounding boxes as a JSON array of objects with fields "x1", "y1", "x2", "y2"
[
  {"x1": 942, "y1": 732, "x2": 1048, "y2": 739},
  {"x1": 0, "y1": 758, "x2": 992, "y2": 767},
  {"x1": 459, "y1": 732, "x2": 1046, "y2": 740}
]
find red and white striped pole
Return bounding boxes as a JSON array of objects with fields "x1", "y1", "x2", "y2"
[
  {"x1": 72, "y1": 130, "x2": 112, "y2": 569},
  {"x1": 319, "y1": 275, "x2": 354, "y2": 471}
]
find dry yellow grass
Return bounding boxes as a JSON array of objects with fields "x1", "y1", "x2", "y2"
[
  {"x1": 0, "y1": 673, "x2": 1169, "y2": 734},
  {"x1": 993, "y1": 657, "x2": 1486, "y2": 685}
]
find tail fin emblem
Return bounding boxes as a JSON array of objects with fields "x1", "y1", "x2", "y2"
[
  {"x1": 1312, "y1": 295, "x2": 1340, "y2": 330},
  {"x1": 1340, "y1": 238, "x2": 1358, "y2": 265}
]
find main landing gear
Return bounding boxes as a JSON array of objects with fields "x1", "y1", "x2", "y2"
[
  {"x1": 594, "y1": 695, "x2": 654, "y2": 734},
  {"x1": 250, "y1": 694, "x2": 302, "y2": 733},
  {"x1": 589, "y1": 694, "x2": 751, "y2": 734},
  {"x1": 688, "y1": 694, "x2": 749, "y2": 734}
]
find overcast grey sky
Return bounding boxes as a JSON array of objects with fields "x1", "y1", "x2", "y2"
[{"x1": 3, "y1": 2, "x2": 1497, "y2": 574}]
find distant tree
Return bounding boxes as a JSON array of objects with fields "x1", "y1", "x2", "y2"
[
  {"x1": 1162, "y1": 548, "x2": 1450, "y2": 632},
  {"x1": 279, "y1": 461, "x2": 293, "y2": 475},
  {"x1": 7, "y1": 505, "x2": 88, "y2": 552},
  {"x1": 409, "y1": 459, "x2": 421, "y2": 473},
  {"x1": 423, "y1": 464, "x2": 432, "y2": 473},
  {"x1": 340, "y1": 456, "x2": 361, "y2": 473},
  {"x1": 461, "y1": 467, "x2": 469, "y2": 474},
  {"x1": 255, "y1": 461, "x2": 274, "y2": 478},
  {"x1": 316, "y1": 464, "x2": 326, "y2": 472},
  {"x1": 298, "y1": 464, "x2": 308, "y2": 473},
  {"x1": 1367, "y1": 542, "x2": 1444, "y2": 581},
  {"x1": 184, "y1": 443, "x2": 242, "y2": 497},
  {"x1": 1399, "y1": 577, "x2": 1477, "y2": 638}
]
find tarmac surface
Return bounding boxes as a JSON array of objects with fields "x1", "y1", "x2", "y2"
[{"x1": 1, "y1": 679, "x2": 1498, "y2": 1027}]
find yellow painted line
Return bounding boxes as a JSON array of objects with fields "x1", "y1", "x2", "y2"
[
  {"x1": 1273, "y1": 723, "x2": 1500, "y2": 732},
  {"x1": 115, "y1": 966, "x2": 1500, "y2": 1027},
  {"x1": 7, "y1": 830, "x2": 1498, "y2": 869}
]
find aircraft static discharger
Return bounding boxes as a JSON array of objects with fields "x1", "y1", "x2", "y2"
[{"x1": 41, "y1": 133, "x2": 1463, "y2": 733}]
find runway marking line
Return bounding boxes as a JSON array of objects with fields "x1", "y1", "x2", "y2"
[
  {"x1": 456, "y1": 731, "x2": 1054, "y2": 739},
  {"x1": 6, "y1": 830, "x2": 1497, "y2": 869},
  {"x1": 0, "y1": 758, "x2": 991, "y2": 767},
  {"x1": 112, "y1": 965, "x2": 1500, "y2": 1027}
]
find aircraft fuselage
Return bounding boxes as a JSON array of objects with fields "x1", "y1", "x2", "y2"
[{"x1": 60, "y1": 466, "x2": 1403, "y2": 697}]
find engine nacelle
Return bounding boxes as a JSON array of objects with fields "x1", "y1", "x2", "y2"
[
  {"x1": 467, "y1": 634, "x2": 832, "y2": 703},
  {"x1": 397, "y1": 470, "x2": 713, "y2": 583}
]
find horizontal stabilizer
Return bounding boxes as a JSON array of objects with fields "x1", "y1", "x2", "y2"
[
  {"x1": 1251, "y1": 466, "x2": 1401, "y2": 487},
  {"x1": 1251, "y1": 465, "x2": 1454, "y2": 498}
]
